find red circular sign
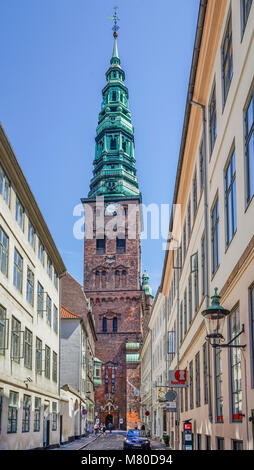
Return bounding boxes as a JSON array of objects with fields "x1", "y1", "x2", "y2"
[{"x1": 145, "y1": 411, "x2": 150, "y2": 416}]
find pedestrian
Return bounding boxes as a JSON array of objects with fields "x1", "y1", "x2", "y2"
[
  {"x1": 141, "y1": 424, "x2": 145, "y2": 430},
  {"x1": 100, "y1": 423, "x2": 103, "y2": 433},
  {"x1": 94, "y1": 423, "x2": 99, "y2": 434},
  {"x1": 103, "y1": 424, "x2": 106, "y2": 437},
  {"x1": 108, "y1": 422, "x2": 112, "y2": 433}
]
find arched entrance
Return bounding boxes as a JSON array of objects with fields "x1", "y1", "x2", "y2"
[{"x1": 105, "y1": 414, "x2": 113, "y2": 428}]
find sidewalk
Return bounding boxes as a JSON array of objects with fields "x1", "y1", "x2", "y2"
[{"x1": 52, "y1": 432, "x2": 102, "y2": 450}]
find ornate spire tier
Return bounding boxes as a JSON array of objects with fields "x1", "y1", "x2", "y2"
[{"x1": 87, "y1": 24, "x2": 141, "y2": 201}]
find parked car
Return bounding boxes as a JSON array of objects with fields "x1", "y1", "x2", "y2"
[{"x1": 123, "y1": 429, "x2": 151, "y2": 450}]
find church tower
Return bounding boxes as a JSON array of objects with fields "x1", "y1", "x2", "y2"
[{"x1": 81, "y1": 16, "x2": 152, "y2": 429}]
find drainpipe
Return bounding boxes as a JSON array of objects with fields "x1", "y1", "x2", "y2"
[{"x1": 189, "y1": 97, "x2": 213, "y2": 423}]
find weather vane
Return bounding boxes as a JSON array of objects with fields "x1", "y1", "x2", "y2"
[{"x1": 108, "y1": 6, "x2": 120, "y2": 38}]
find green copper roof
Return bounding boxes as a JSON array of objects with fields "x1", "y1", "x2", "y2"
[
  {"x1": 87, "y1": 35, "x2": 141, "y2": 200},
  {"x1": 142, "y1": 270, "x2": 153, "y2": 297}
]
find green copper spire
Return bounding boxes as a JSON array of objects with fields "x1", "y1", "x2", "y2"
[
  {"x1": 142, "y1": 270, "x2": 153, "y2": 297},
  {"x1": 87, "y1": 16, "x2": 141, "y2": 201}
]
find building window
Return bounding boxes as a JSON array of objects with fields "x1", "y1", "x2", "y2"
[
  {"x1": 112, "y1": 90, "x2": 117, "y2": 101},
  {"x1": 232, "y1": 440, "x2": 243, "y2": 450},
  {"x1": 13, "y1": 248, "x2": 23, "y2": 292},
  {"x1": 183, "y1": 289, "x2": 187, "y2": 336},
  {"x1": 244, "y1": 85, "x2": 254, "y2": 205},
  {"x1": 188, "y1": 275, "x2": 192, "y2": 325},
  {"x1": 0, "y1": 305, "x2": 7, "y2": 355},
  {"x1": 54, "y1": 269, "x2": 58, "y2": 290},
  {"x1": 229, "y1": 306, "x2": 242, "y2": 422},
  {"x1": 52, "y1": 402, "x2": 57, "y2": 431},
  {"x1": 96, "y1": 238, "x2": 105, "y2": 254},
  {"x1": 47, "y1": 255, "x2": 52, "y2": 278},
  {"x1": 26, "y1": 268, "x2": 34, "y2": 306},
  {"x1": 116, "y1": 237, "x2": 126, "y2": 253},
  {"x1": 216, "y1": 437, "x2": 224, "y2": 450},
  {"x1": 183, "y1": 222, "x2": 186, "y2": 259},
  {"x1": 37, "y1": 282, "x2": 44, "y2": 316},
  {"x1": 250, "y1": 284, "x2": 254, "y2": 383},
  {"x1": 15, "y1": 196, "x2": 24, "y2": 230},
  {"x1": 46, "y1": 295, "x2": 51, "y2": 325},
  {"x1": 197, "y1": 434, "x2": 202, "y2": 450},
  {"x1": 34, "y1": 397, "x2": 41, "y2": 432},
  {"x1": 185, "y1": 384, "x2": 188, "y2": 412},
  {"x1": 180, "y1": 301, "x2": 183, "y2": 344},
  {"x1": 209, "y1": 84, "x2": 217, "y2": 155},
  {"x1": 38, "y1": 239, "x2": 44, "y2": 265},
  {"x1": 101, "y1": 270, "x2": 106, "y2": 288},
  {"x1": 187, "y1": 200, "x2": 191, "y2": 241},
  {"x1": 201, "y1": 234, "x2": 205, "y2": 297},
  {"x1": 122, "y1": 270, "x2": 127, "y2": 287},
  {"x1": 211, "y1": 197, "x2": 220, "y2": 275},
  {"x1": 52, "y1": 351, "x2": 57, "y2": 382},
  {"x1": 194, "y1": 259, "x2": 199, "y2": 312},
  {"x1": 53, "y1": 305, "x2": 58, "y2": 333},
  {"x1": 113, "y1": 317, "x2": 117, "y2": 332},
  {"x1": 110, "y1": 137, "x2": 117, "y2": 150},
  {"x1": 115, "y1": 270, "x2": 120, "y2": 288},
  {"x1": 28, "y1": 221, "x2": 35, "y2": 250},
  {"x1": 222, "y1": 12, "x2": 233, "y2": 105},
  {"x1": 195, "y1": 352, "x2": 200, "y2": 407},
  {"x1": 189, "y1": 361, "x2": 193, "y2": 409},
  {"x1": 193, "y1": 169, "x2": 198, "y2": 217},
  {"x1": 225, "y1": 148, "x2": 237, "y2": 246},
  {"x1": 103, "y1": 317, "x2": 107, "y2": 332},
  {"x1": 11, "y1": 317, "x2": 21, "y2": 363},
  {"x1": 7, "y1": 391, "x2": 18, "y2": 433},
  {"x1": 205, "y1": 435, "x2": 211, "y2": 450},
  {"x1": 0, "y1": 226, "x2": 8, "y2": 277},
  {"x1": 36, "y1": 337, "x2": 42, "y2": 374},
  {"x1": 24, "y1": 328, "x2": 32, "y2": 370},
  {"x1": 0, "y1": 164, "x2": 10, "y2": 206},
  {"x1": 22, "y1": 395, "x2": 31, "y2": 433},
  {"x1": 203, "y1": 342, "x2": 208, "y2": 405},
  {"x1": 199, "y1": 140, "x2": 204, "y2": 191},
  {"x1": 215, "y1": 347, "x2": 223, "y2": 422},
  {"x1": 241, "y1": 0, "x2": 253, "y2": 36},
  {"x1": 0, "y1": 388, "x2": 3, "y2": 433},
  {"x1": 45, "y1": 345, "x2": 51, "y2": 379}
]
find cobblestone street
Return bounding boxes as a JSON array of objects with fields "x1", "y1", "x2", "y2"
[{"x1": 79, "y1": 431, "x2": 167, "y2": 451}]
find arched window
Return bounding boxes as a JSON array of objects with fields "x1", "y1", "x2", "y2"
[
  {"x1": 110, "y1": 137, "x2": 117, "y2": 150},
  {"x1": 95, "y1": 271, "x2": 100, "y2": 288},
  {"x1": 103, "y1": 317, "x2": 107, "y2": 332},
  {"x1": 113, "y1": 317, "x2": 118, "y2": 332},
  {"x1": 101, "y1": 271, "x2": 106, "y2": 288},
  {"x1": 122, "y1": 270, "x2": 127, "y2": 287},
  {"x1": 115, "y1": 270, "x2": 120, "y2": 288}
]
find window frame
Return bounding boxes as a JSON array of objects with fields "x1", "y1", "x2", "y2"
[{"x1": 221, "y1": 10, "x2": 233, "y2": 107}]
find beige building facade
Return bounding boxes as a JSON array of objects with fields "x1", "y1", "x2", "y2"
[
  {"x1": 0, "y1": 125, "x2": 66, "y2": 449},
  {"x1": 142, "y1": 0, "x2": 254, "y2": 450}
]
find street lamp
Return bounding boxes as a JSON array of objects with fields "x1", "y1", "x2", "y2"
[{"x1": 201, "y1": 287, "x2": 246, "y2": 348}]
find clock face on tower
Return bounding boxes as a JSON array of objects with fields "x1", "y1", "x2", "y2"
[{"x1": 105, "y1": 203, "x2": 118, "y2": 216}]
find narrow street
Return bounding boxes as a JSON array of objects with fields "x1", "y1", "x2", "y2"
[{"x1": 80, "y1": 431, "x2": 166, "y2": 451}]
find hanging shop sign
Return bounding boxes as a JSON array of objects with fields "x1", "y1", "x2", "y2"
[{"x1": 168, "y1": 370, "x2": 187, "y2": 388}]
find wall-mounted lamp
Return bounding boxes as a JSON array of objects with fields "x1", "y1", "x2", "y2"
[{"x1": 201, "y1": 288, "x2": 246, "y2": 349}]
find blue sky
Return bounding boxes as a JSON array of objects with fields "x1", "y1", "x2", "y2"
[{"x1": 0, "y1": 0, "x2": 199, "y2": 294}]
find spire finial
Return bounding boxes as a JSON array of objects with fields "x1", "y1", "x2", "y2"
[{"x1": 109, "y1": 6, "x2": 120, "y2": 38}]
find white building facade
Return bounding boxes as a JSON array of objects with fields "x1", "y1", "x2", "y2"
[{"x1": 0, "y1": 125, "x2": 66, "y2": 449}]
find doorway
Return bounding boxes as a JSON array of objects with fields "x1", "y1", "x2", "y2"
[{"x1": 105, "y1": 414, "x2": 113, "y2": 428}]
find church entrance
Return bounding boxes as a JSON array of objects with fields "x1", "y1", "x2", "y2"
[{"x1": 105, "y1": 414, "x2": 113, "y2": 428}]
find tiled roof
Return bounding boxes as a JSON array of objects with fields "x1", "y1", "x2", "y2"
[{"x1": 61, "y1": 305, "x2": 80, "y2": 319}]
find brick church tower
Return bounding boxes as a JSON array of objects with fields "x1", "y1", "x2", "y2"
[{"x1": 81, "y1": 21, "x2": 153, "y2": 430}]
